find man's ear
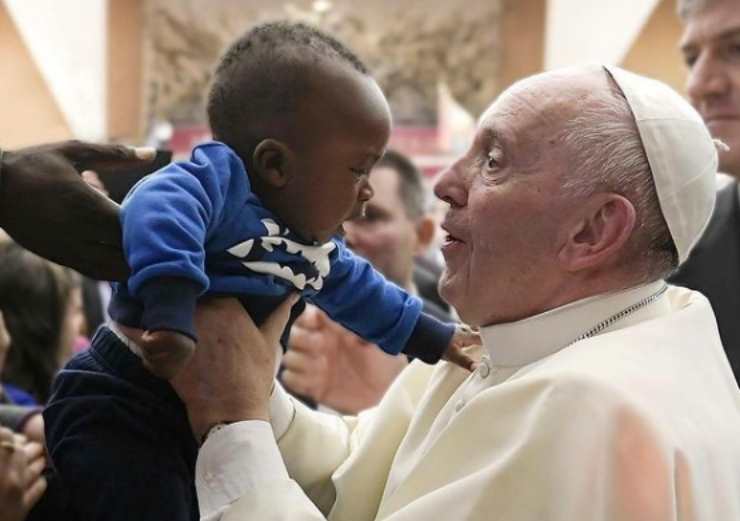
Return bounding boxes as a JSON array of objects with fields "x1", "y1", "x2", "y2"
[
  {"x1": 558, "y1": 193, "x2": 637, "y2": 272},
  {"x1": 414, "y1": 216, "x2": 436, "y2": 255},
  {"x1": 251, "y1": 139, "x2": 294, "y2": 189}
]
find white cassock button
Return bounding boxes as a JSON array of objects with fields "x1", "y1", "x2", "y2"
[
  {"x1": 454, "y1": 400, "x2": 465, "y2": 412},
  {"x1": 478, "y1": 357, "x2": 491, "y2": 378}
]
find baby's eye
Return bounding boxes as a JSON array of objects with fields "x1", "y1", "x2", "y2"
[
  {"x1": 724, "y1": 42, "x2": 740, "y2": 63},
  {"x1": 683, "y1": 52, "x2": 698, "y2": 68}
]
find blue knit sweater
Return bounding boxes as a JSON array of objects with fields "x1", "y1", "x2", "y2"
[{"x1": 109, "y1": 142, "x2": 453, "y2": 363}]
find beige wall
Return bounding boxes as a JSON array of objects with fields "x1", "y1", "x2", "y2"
[
  {"x1": 499, "y1": 0, "x2": 546, "y2": 94},
  {"x1": 0, "y1": 2, "x2": 71, "y2": 147},
  {"x1": 621, "y1": 0, "x2": 687, "y2": 94},
  {"x1": 107, "y1": 0, "x2": 145, "y2": 141}
]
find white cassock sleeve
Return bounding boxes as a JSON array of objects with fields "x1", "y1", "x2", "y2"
[
  {"x1": 195, "y1": 362, "x2": 434, "y2": 521},
  {"x1": 197, "y1": 360, "x2": 685, "y2": 521}
]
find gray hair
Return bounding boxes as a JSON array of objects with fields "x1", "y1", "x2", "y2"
[
  {"x1": 677, "y1": 0, "x2": 716, "y2": 19},
  {"x1": 559, "y1": 76, "x2": 678, "y2": 282}
]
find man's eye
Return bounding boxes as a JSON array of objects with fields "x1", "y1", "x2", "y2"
[
  {"x1": 350, "y1": 168, "x2": 369, "y2": 178},
  {"x1": 486, "y1": 151, "x2": 500, "y2": 169},
  {"x1": 725, "y1": 43, "x2": 740, "y2": 62},
  {"x1": 683, "y1": 53, "x2": 697, "y2": 68}
]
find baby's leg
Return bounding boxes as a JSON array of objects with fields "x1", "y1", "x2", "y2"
[{"x1": 43, "y1": 326, "x2": 199, "y2": 521}]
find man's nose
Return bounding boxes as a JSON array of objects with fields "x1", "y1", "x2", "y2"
[
  {"x1": 687, "y1": 53, "x2": 730, "y2": 104},
  {"x1": 433, "y1": 160, "x2": 467, "y2": 208}
]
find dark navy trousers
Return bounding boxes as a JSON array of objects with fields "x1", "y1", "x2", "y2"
[{"x1": 42, "y1": 327, "x2": 199, "y2": 521}]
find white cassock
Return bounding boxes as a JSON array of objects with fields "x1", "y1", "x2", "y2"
[{"x1": 196, "y1": 281, "x2": 740, "y2": 520}]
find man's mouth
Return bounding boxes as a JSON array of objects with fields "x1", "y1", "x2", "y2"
[
  {"x1": 440, "y1": 222, "x2": 466, "y2": 256},
  {"x1": 703, "y1": 111, "x2": 740, "y2": 126}
]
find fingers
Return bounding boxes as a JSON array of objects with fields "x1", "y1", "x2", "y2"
[
  {"x1": 22, "y1": 473, "x2": 47, "y2": 511},
  {"x1": 20, "y1": 440, "x2": 47, "y2": 512},
  {"x1": 260, "y1": 293, "x2": 300, "y2": 347},
  {"x1": 0, "y1": 429, "x2": 48, "y2": 516},
  {"x1": 456, "y1": 324, "x2": 482, "y2": 346},
  {"x1": 439, "y1": 323, "x2": 482, "y2": 372},
  {"x1": 58, "y1": 140, "x2": 156, "y2": 170},
  {"x1": 81, "y1": 170, "x2": 109, "y2": 196},
  {"x1": 444, "y1": 345, "x2": 478, "y2": 372},
  {"x1": 287, "y1": 325, "x2": 328, "y2": 357},
  {"x1": 281, "y1": 350, "x2": 326, "y2": 399},
  {"x1": 20, "y1": 441, "x2": 44, "y2": 462},
  {"x1": 283, "y1": 346, "x2": 324, "y2": 377},
  {"x1": 293, "y1": 304, "x2": 324, "y2": 330}
]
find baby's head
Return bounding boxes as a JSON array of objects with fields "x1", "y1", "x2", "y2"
[{"x1": 207, "y1": 22, "x2": 391, "y2": 243}]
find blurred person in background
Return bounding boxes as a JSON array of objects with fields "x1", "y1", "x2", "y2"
[
  {"x1": 0, "y1": 308, "x2": 46, "y2": 521},
  {"x1": 0, "y1": 242, "x2": 83, "y2": 405},
  {"x1": 0, "y1": 309, "x2": 44, "y2": 443},
  {"x1": 672, "y1": 0, "x2": 740, "y2": 380},
  {"x1": 283, "y1": 150, "x2": 452, "y2": 413}
]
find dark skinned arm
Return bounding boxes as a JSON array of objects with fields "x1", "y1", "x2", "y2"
[{"x1": 0, "y1": 141, "x2": 155, "y2": 281}]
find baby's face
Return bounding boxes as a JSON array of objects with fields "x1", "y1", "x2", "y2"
[{"x1": 279, "y1": 69, "x2": 392, "y2": 244}]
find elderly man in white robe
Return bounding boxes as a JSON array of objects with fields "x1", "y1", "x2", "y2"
[{"x1": 174, "y1": 65, "x2": 740, "y2": 521}]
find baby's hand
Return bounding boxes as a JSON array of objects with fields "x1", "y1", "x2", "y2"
[
  {"x1": 139, "y1": 330, "x2": 196, "y2": 380},
  {"x1": 442, "y1": 324, "x2": 481, "y2": 372}
]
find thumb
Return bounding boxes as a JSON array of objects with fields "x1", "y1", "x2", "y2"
[
  {"x1": 456, "y1": 324, "x2": 481, "y2": 346},
  {"x1": 260, "y1": 293, "x2": 299, "y2": 346}
]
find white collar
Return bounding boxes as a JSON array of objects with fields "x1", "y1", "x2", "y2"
[{"x1": 480, "y1": 280, "x2": 667, "y2": 367}]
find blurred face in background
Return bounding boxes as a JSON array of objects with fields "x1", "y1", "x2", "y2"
[
  {"x1": 344, "y1": 166, "x2": 434, "y2": 289},
  {"x1": 681, "y1": 0, "x2": 740, "y2": 177},
  {"x1": 0, "y1": 242, "x2": 82, "y2": 402}
]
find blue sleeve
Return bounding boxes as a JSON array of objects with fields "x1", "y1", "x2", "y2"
[
  {"x1": 310, "y1": 240, "x2": 455, "y2": 363},
  {"x1": 120, "y1": 143, "x2": 245, "y2": 339}
]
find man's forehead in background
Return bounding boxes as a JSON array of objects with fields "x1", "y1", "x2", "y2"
[{"x1": 679, "y1": 0, "x2": 740, "y2": 52}]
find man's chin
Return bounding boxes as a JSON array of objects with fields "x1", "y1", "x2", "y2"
[{"x1": 438, "y1": 271, "x2": 460, "y2": 308}]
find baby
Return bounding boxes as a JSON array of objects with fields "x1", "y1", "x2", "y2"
[{"x1": 44, "y1": 22, "x2": 477, "y2": 521}]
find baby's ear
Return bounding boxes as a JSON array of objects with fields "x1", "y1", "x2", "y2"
[{"x1": 252, "y1": 139, "x2": 294, "y2": 188}]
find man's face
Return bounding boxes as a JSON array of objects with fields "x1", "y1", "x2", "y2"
[
  {"x1": 433, "y1": 78, "x2": 578, "y2": 327},
  {"x1": 344, "y1": 166, "x2": 423, "y2": 287},
  {"x1": 281, "y1": 64, "x2": 391, "y2": 244},
  {"x1": 681, "y1": 0, "x2": 740, "y2": 177}
]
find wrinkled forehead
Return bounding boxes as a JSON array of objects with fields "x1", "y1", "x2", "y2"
[
  {"x1": 476, "y1": 72, "x2": 586, "y2": 140},
  {"x1": 477, "y1": 85, "x2": 547, "y2": 140}
]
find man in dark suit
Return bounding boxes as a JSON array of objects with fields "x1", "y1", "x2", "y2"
[
  {"x1": 282, "y1": 150, "x2": 451, "y2": 412},
  {"x1": 674, "y1": 0, "x2": 740, "y2": 381}
]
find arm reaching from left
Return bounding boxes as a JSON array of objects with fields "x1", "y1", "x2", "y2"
[{"x1": 0, "y1": 141, "x2": 155, "y2": 281}]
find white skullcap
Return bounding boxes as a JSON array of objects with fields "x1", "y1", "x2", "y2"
[{"x1": 603, "y1": 65, "x2": 717, "y2": 265}]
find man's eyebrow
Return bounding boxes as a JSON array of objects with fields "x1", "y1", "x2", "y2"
[
  {"x1": 477, "y1": 127, "x2": 501, "y2": 147},
  {"x1": 681, "y1": 27, "x2": 740, "y2": 52}
]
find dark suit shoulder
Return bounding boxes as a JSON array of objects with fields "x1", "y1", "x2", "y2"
[{"x1": 669, "y1": 180, "x2": 740, "y2": 382}]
